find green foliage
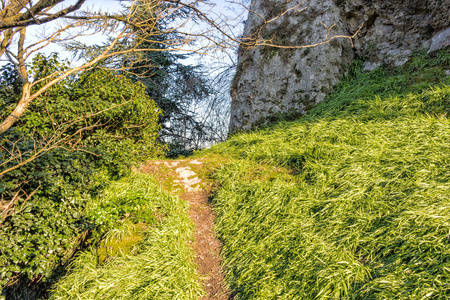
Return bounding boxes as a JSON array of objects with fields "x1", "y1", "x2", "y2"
[
  {"x1": 95, "y1": 223, "x2": 147, "y2": 265},
  {"x1": 204, "y1": 51, "x2": 450, "y2": 299},
  {"x1": 0, "y1": 149, "x2": 105, "y2": 289},
  {"x1": 50, "y1": 173, "x2": 204, "y2": 300},
  {"x1": 0, "y1": 53, "x2": 162, "y2": 291},
  {"x1": 125, "y1": 4, "x2": 212, "y2": 147},
  {"x1": 165, "y1": 140, "x2": 194, "y2": 158},
  {"x1": 69, "y1": 68, "x2": 162, "y2": 176},
  {"x1": 86, "y1": 186, "x2": 159, "y2": 230},
  {"x1": 0, "y1": 64, "x2": 21, "y2": 116}
]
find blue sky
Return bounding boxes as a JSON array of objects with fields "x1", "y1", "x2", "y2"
[{"x1": 1, "y1": 0, "x2": 245, "y2": 70}]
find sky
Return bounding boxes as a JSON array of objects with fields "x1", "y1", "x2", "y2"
[
  {"x1": 25, "y1": 0, "x2": 124, "y2": 62},
  {"x1": 10, "y1": 0, "x2": 247, "y2": 68}
]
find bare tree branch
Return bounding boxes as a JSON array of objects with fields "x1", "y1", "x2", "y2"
[{"x1": 0, "y1": 0, "x2": 86, "y2": 30}]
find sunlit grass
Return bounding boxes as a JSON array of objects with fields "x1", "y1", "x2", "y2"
[
  {"x1": 204, "y1": 51, "x2": 450, "y2": 299},
  {"x1": 50, "y1": 173, "x2": 204, "y2": 300}
]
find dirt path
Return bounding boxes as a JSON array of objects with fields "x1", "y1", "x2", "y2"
[{"x1": 141, "y1": 159, "x2": 229, "y2": 300}]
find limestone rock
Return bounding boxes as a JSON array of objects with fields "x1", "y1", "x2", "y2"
[
  {"x1": 336, "y1": 0, "x2": 450, "y2": 68},
  {"x1": 230, "y1": 0, "x2": 450, "y2": 132},
  {"x1": 230, "y1": 0, "x2": 353, "y2": 132},
  {"x1": 429, "y1": 27, "x2": 450, "y2": 53}
]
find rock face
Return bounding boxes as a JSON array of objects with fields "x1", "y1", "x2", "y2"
[
  {"x1": 337, "y1": 0, "x2": 450, "y2": 69},
  {"x1": 229, "y1": 0, "x2": 450, "y2": 132}
]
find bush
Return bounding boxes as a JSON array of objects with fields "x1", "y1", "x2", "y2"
[{"x1": 0, "y1": 53, "x2": 163, "y2": 292}]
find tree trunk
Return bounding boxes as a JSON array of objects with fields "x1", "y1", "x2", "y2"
[{"x1": 0, "y1": 83, "x2": 31, "y2": 135}]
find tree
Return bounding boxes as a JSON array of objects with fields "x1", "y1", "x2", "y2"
[
  {"x1": 0, "y1": 0, "x2": 196, "y2": 179},
  {"x1": 1, "y1": 1, "x2": 156, "y2": 133},
  {"x1": 121, "y1": 2, "x2": 212, "y2": 150},
  {"x1": 0, "y1": 0, "x2": 363, "y2": 133}
]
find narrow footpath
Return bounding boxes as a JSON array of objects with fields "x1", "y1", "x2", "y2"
[{"x1": 141, "y1": 159, "x2": 229, "y2": 300}]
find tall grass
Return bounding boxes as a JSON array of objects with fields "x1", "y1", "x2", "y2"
[
  {"x1": 206, "y1": 51, "x2": 450, "y2": 299},
  {"x1": 49, "y1": 173, "x2": 204, "y2": 299}
]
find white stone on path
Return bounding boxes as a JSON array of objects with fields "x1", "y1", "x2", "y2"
[{"x1": 175, "y1": 167, "x2": 202, "y2": 192}]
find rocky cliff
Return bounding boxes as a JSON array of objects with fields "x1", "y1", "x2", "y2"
[{"x1": 229, "y1": 0, "x2": 450, "y2": 132}]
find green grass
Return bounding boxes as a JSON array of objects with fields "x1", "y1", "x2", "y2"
[
  {"x1": 203, "y1": 51, "x2": 450, "y2": 299},
  {"x1": 49, "y1": 173, "x2": 204, "y2": 300}
]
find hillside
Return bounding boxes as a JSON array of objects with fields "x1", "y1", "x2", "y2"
[
  {"x1": 3, "y1": 0, "x2": 449, "y2": 299},
  {"x1": 44, "y1": 51, "x2": 450, "y2": 300},
  {"x1": 201, "y1": 51, "x2": 450, "y2": 299}
]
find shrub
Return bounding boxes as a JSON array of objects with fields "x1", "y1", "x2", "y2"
[{"x1": 0, "y1": 53, "x2": 162, "y2": 292}]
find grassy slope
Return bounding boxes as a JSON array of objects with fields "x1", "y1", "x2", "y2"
[
  {"x1": 202, "y1": 51, "x2": 450, "y2": 299},
  {"x1": 50, "y1": 173, "x2": 204, "y2": 300}
]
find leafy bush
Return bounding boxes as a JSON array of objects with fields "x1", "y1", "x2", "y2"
[{"x1": 0, "y1": 53, "x2": 163, "y2": 292}]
